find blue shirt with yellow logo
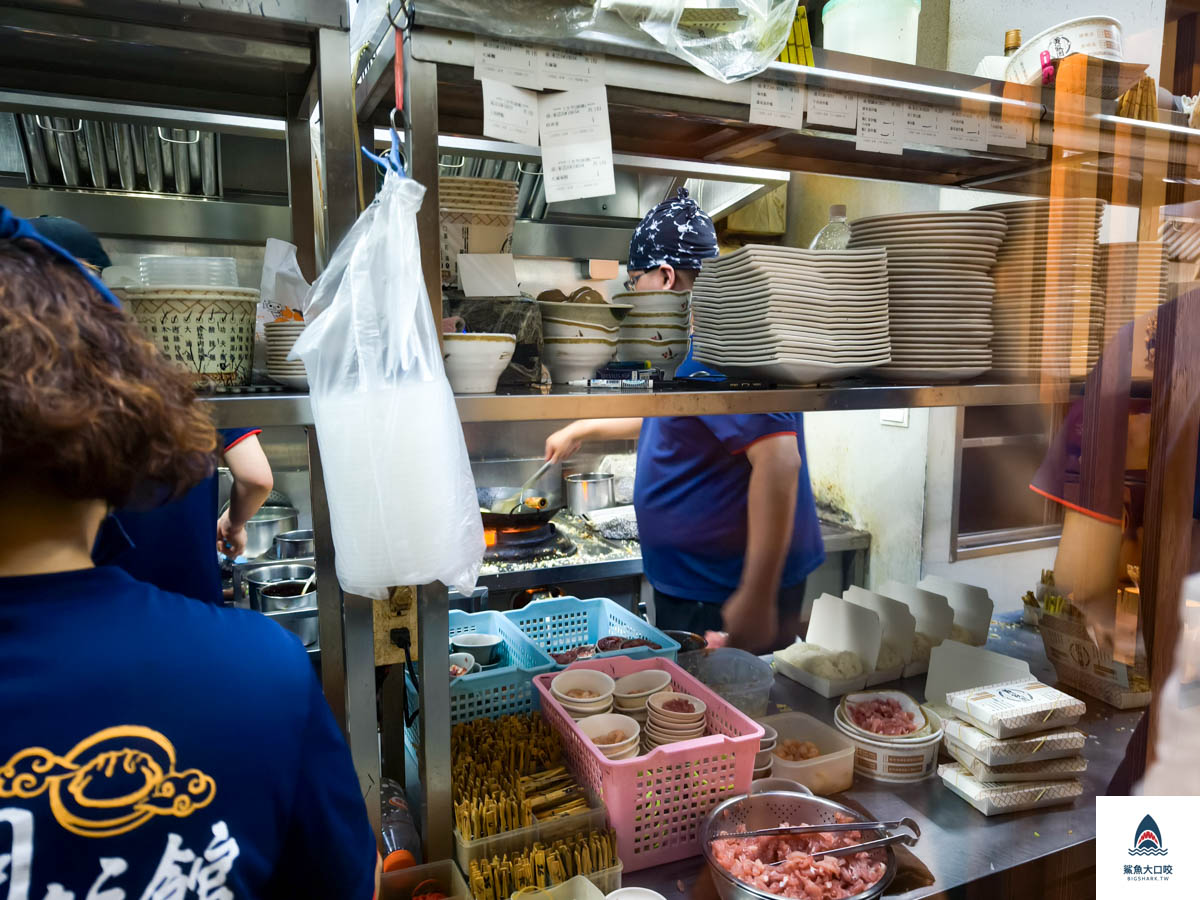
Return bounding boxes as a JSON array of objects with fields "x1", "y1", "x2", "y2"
[{"x1": 0, "y1": 565, "x2": 375, "y2": 897}]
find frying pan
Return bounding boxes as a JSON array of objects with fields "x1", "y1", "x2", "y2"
[{"x1": 477, "y1": 486, "x2": 564, "y2": 528}]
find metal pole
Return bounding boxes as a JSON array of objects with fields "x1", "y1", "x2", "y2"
[
  {"x1": 416, "y1": 581, "x2": 452, "y2": 861},
  {"x1": 286, "y1": 116, "x2": 317, "y2": 281},
  {"x1": 403, "y1": 46, "x2": 443, "y2": 336},
  {"x1": 316, "y1": 28, "x2": 359, "y2": 252}
]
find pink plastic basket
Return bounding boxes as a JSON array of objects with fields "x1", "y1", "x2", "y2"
[{"x1": 533, "y1": 656, "x2": 763, "y2": 872}]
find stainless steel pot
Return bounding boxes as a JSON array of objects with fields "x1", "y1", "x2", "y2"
[
  {"x1": 243, "y1": 505, "x2": 299, "y2": 559},
  {"x1": 259, "y1": 578, "x2": 316, "y2": 612},
  {"x1": 275, "y1": 612, "x2": 319, "y2": 647},
  {"x1": 245, "y1": 563, "x2": 313, "y2": 609},
  {"x1": 273, "y1": 529, "x2": 315, "y2": 559},
  {"x1": 565, "y1": 472, "x2": 615, "y2": 515}
]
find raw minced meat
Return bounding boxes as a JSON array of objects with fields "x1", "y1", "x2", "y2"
[
  {"x1": 711, "y1": 817, "x2": 887, "y2": 899},
  {"x1": 663, "y1": 698, "x2": 695, "y2": 714},
  {"x1": 596, "y1": 636, "x2": 626, "y2": 652},
  {"x1": 848, "y1": 698, "x2": 917, "y2": 736}
]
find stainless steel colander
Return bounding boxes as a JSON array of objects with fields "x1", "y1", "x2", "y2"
[{"x1": 701, "y1": 792, "x2": 899, "y2": 900}]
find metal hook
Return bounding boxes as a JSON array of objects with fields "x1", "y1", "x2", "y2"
[
  {"x1": 389, "y1": 106, "x2": 409, "y2": 133},
  {"x1": 517, "y1": 162, "x2": 543, "y2": 178},
  {"x1": 35, "y1": 115, "x2": 82, "y2": 134},
  {"x1": 385, "y1": 0, "x2": 411, "y2": 30},
  {"x1": 438, "y1": 156, "x2": 466, "y2": 170},
  {"x1": 157, "y1": 127, "x2": 201, "y2": 145}
]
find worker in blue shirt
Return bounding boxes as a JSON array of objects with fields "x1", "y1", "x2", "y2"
[
  {"x1": 29, "y1": 217, "x2": 275, "y2": 603},
  {"x1": 0, "y1": 209, "x2": 378, "y2": 896},
  {"x1": 545, "y1": 190, "x2": 825, "y2": 650}
]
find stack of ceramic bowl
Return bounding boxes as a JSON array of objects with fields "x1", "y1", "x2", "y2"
[
  {"x1": 551, "y1": 669, "x2": 615, "y2": 720},
  {"x1": 848, "y1": 210, "x2": 1006, "y2": 382},
  {"x1": 441, "y1": 332, "x2": 516, "y2": 393},
  {"x1": 752, "y1": 721, "x2": 778, "y2": 779},
  {"x1": 690, "y1": 246, "x2": 891, "y2": 384},
  {"x1": 979, "y1": 198, "x2": 1105, "y2": 378},
  {"x1": 1099, "y1": 242, "x2": 1168, "y2": 344},
  {"x1": 538, "y1": 299, "x2": 630, "y2": 382},
  {"x1": 264, "y1": 320, "x2": 308, "y2": 389},
  {"x1": 578, "y1": 712, "x2": 641, "y2": 760},
  {"x1": 1159, "y1": 217, "x2": 1200, "y2": 263},
  {"x1": 611, "y1": 668, "x2": 673, "y2": 726},
  {"x1": 833, "y1": 689, "x2": 943, "y2": 782},
  {"x1": 438, "y1": 177, "x2": 519, "y2": 286},
  {"x1": 610, "y1": 290, "x2": 691, "y2": 378},
  {"x1": 642, "y1": 691, "x2": 707, "y2": 752}
]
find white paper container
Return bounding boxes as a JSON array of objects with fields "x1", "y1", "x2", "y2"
[
  {"x1": 918, "y1": 575, "x2": 994, "y2": 646},
  {"x1": 773, "y1": 648, "x2": 867, "y2": 699},
  {"x1": 779, "y1": 594, "x2": 882, "y2": 698},
  {"x1": 757, "y1": 711, "x2": 855, "y2": 795},
  {"x1": 844, "y1": 586, "x2": 916, "y2": 686},
  {"x1": 835, "y1": 706, "x2": 942, "y2": 783},
  {"x1": 937, "y1": 714, "x2": 1086, "y2": 766},
  {"x1": 944, "y1": 678, "x2": 1086, "y2": 739},
  {"x1": 925, "y1": 641, "x2": 1032, "y2": 706},
  {"x1": 944, "y1": 735, "x2": 1088, "y2": 783},
  {"x1": 880, "y1": 581, "x2": 953, "y2": 676},
  {"x1": 938, "y1": 763, "x2": 1084, "y2": 816}
]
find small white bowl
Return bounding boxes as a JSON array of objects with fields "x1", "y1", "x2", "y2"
[
  {"x1": 577, "y1": 713, "x2": 640, "y2": 750},
  {"x1": 442, "y1": 332, "x2": 516, "y2": 394},
  {"x1": 449, "y1": 652, "x2": 478, "y2": 678},
  {"x1": 538, "y1": 300, "x2": 632, "y2": 329},
  {"x1": 611, "y1": 289, "x2": 691, "y2": 314},
  {"x1": 606, "y1": 889, "x2": 669, "y2": 900},
  {"x1": 543, "y1": 317, "x2": 621, "y2": 339},
  {"x1": 561, "y1": 695, "x2": 615, "y2": 715},
  {"x1": 750, "y1": 777, "x2": 812, "y2": 796},
  {"x1": 754, "y1": 748, "x2": 774, "y2": 768},
  {"x1": 613, "y1": 669, "x2": 673, "y2": 701},
  {"x1": 647, "y1": 691, "x2": 706, "y2": 722},
  {"x1": 616, "y1": 338, "x2": 690, "y2": 376},
  {"x1": 449, "y1": 632, "x2": 503, "y2": 666},
  {"x1": 542, "y1": 337, "x2": 617, "y2": 383},
  {"x1": 551, "y1": 669, "x2": 615, "y2": 704},
  {"x1": 752, "y1": 764, "x2": 772, "y2": 778}
]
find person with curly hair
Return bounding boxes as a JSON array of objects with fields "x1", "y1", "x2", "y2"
[{"x1": 0, "y1": 207, "x2": 379, "y2": 897}]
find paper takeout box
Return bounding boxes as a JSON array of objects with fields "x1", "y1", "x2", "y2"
[
  {"x1": 775, "y1": 593, "x2": 881, "y2": 698},
  {"x1": 844, "y1": 586, "x2": 916, "y2": 686}
]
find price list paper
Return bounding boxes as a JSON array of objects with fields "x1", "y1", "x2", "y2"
[
  {"x1": 856, "y1": 98, "x2": 902, "y2": 155},
  {"x1": 749, "y1": 79, "x2": 806, "y2": 129},
  {"x1": 481, "y1": 79, "x2": 540, "y2": 146},
  {"x1": 806, "y1": 88, "x2": 858, "y2": 129},
  {"x1": 942, "y1": 108, "x2": 988, "y2": 151},
  {"x1": 474, "y1": 38, "x2": 542, "y2": 90},
  {"x1": 899, "y1": 101, "x2": 942, "y2": 145},
  {"x1": 539, "y1": 85, "x2": 615, "y2": 203},
  {"x1": 541, "y1": 49, "x2": 605, "y2": 89}
]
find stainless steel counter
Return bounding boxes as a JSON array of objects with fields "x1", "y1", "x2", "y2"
[{"x1": 627, "y1": 616, "x2": 1143, "y2": 898}]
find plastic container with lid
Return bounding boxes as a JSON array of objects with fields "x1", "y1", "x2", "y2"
[
  {"x1": 678, "y1": 647, "x2": 773, "y2": 717},
  {"x1": 822, "y1": 0, "x2": 921, "y2": 65},
  {"x1": 757, "y1": 711, "x2": 855, "y2": 795}
]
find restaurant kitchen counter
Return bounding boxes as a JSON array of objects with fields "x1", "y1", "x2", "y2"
[
  {"x1": 476, "y1": 515, "x2": 870, "y2": 594},
  {"x1": 627, "y1": 615, "x2": 1143, "y2": 899}
]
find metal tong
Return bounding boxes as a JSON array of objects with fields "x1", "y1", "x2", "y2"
[{"x1": 710, "y1": 817, "x2": 921, "y2": 863}]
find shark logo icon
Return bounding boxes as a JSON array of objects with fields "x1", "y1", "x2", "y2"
[{"x1": 1129, "y1": 814, "x2": 1168, "y2": 856}]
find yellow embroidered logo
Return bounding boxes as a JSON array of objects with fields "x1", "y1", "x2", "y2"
[{"x1": 0, "y1": 725, "x2": 215, "y2": 838}]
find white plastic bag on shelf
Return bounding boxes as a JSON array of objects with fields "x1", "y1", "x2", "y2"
[
  {"x1": 604, "y1": 0, "x2": 798, "y2": 83},
  {"x1": 291, "y1": 157, "x2": 484, "y2": 599}
]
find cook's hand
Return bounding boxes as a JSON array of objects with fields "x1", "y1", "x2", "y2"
[
  {"x1": 722, "y1": 588, "x2": 777, "y2": 653},
  {"x1": 216, "y1": 510, "x2": 247, "y2": 559},
  {"x1": 544, "y1": 424, "x2": 583, "y2": 463}
]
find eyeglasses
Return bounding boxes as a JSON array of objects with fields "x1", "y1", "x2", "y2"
[{"x1": 624, "y1": 267, "x2": 660, "y2": 292}]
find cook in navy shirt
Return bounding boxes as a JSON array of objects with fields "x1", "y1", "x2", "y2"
[
  {"x1": 0, "y1": 214, "x2": 377, "y2": 896},
  {"x1": 545, "y1": 192, "x2": 825, "y2": 649}
]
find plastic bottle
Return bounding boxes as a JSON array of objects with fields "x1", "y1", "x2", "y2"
[
  {"x1": 809, "y1": 204, "x2": 852, "y2": 250},
  {"x1": 380, "y1": 777, "x2": 423, "y2": 872}
]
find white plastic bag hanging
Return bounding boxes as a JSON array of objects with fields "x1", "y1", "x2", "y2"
[{"x1": 291, "y1": 154, "x2": 484, "y2": 599}]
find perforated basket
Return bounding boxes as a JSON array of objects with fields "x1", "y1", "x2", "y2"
[
  {"x1": 533, "y1": 656, "x2": 763, "y2": 872},
  {"x1": 504, "y1": 596, "x2": 680, "y2": 667},
  {"x1": 405, "y1": 609, "x2": 554, "y2": 744}
]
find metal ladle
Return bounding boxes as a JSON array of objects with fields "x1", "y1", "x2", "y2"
[{"x1": 489, "y1": 459, "x2": 554, "y2": 513}]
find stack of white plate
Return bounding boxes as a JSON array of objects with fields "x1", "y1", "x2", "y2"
[
  {"x1": 848, "y1": 209, "x2": 1005, "y2": 382},
  {"x1": 1099, "y1": 241, "x2": 1168, "y2": 344},
  {"x1": 691, "y1": 245, "x2": 891, "y2": 384},
  {"x1": 1159, "y1": 218, "x2": 1200, "y2": 261},
  {"x1": 264, "y1": 321, "x2": 308, "y2": 389},
  {"x1": 439, "y1": 176, "x2": 519, "y2": 215},
  {"x1": 979, "y1": 198, "x2": 1105, "y2": 378}
]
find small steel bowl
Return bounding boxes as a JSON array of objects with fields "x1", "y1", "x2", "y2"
[{"x1": 701, "y1": 792, "x2": 897, "y2": 900}]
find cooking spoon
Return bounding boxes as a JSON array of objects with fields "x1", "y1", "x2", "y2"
[{"x1": 489, "y1": 459, "x2": 554, "y2": 513}]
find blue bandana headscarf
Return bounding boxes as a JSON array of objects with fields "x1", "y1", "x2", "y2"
[
  {"x1": 0, "y1": 205, "x2": 121, "y2": 307},
  {"x1": 628, "y1": 187, "x2": 718, "y2": 273}
]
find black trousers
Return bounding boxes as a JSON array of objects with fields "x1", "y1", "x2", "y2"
[{"x1": 652, "y1": 581, "x2": 806, "y2": 651}]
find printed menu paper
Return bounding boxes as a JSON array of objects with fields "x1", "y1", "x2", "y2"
[
  {"x1": 987, "y1": 114, "x2": 1029, "y2": 148},
  {"x1": 474, "y1": 38, "x2": 542, "y2": 90},
  {"x1": 899, "y1": 101, "x2": 942, "y2": 145},
  {"x1": 541, "y1": 49, "x2": 605, "y2": 88},
  {"x1": 856, "y1": 98, "x2": 902, "y2": 154},
  {"x1": 539, "y1": 85, "x2": 615, "y2": 203},
  {"x1": 806, "y1": 88, "x2": 858, "y2": 129},
  {"x1": 749, "y1": 79, "x2": 806, "y2": 129},
  {"x1": 482, "y1": 79, "x2": 540, "y2": 146},
  {"x1": 943, "y1": 108, "x2": 988, "y2": 151}
]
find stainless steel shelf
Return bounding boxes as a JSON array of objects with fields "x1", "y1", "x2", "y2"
[{"x1": 203, "y1": 381, "x2": 1068, "y2": 429}]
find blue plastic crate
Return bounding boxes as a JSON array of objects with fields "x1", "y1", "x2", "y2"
[
  {"x1": 405, "y1": 609, "x2": 555, "y2": 745},
  {"x1": 503, "y1": 596, "x2": 679, "y2": 668}
]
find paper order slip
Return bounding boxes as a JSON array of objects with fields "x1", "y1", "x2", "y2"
[{"x1": 539, "y1": 85, "x2": 615, "y2": 204}]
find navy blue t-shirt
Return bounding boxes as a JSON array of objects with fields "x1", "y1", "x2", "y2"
[
  {"x1": 0, "y1": 565, "x2": 375, "y2": 897},
  {"x1": 634, "y1": 414, "x2": 825, "y2": 604},
  {"x1": 107, "y1": 428, "x2": 260, "y2": 604}
]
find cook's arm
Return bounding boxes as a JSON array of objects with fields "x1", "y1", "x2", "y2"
[
  {"x1": 218, "y1": 435, "x2": 274, "y2": 557},
  {"x1": 722, "y1": 434, "x2": 802, "y2": 650},
  {"x1": 544, "y1": 418, "x2": 643, "y2": 462}
]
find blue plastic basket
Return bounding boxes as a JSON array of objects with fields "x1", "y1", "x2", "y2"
[
  {"x1": 503, "y1": 596, "x2": 679, "y2": 668},
  {"x1": 405, "y1": 609, "x2": 555, "y2": 744}
]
